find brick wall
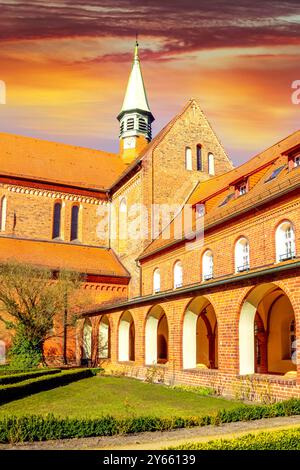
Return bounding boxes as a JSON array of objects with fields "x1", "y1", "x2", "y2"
[
  {"x1": 141, "y1": 192, "x2": 300, "y2": 295},
  {"x1": 86, "y1": 269, "x2": 300, "y2": 402}
]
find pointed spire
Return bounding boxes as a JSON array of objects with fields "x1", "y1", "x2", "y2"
[{"x1": 118, "y1": 40, "x2": 152, "y2": 116}]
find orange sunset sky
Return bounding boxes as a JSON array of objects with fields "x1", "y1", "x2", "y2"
[{"x1": 0, "y1": 0, "x2": 299, "y2": 165}]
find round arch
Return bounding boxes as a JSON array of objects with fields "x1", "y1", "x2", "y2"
[
  {"x1": 99, "y1": 315, "x2": 110, "y2": 359},
  {"x1": 118, "y1": 311, "x2": 135, "y2": 362},
  {"x1": 182, "y1": 296, "x2": 218, "y2": 369},
  {"x1": 239, "y1": 282, "x2": 296, "y2": 375},
  {"x1": 145, "y1": 305, "x2": 168, "y2": 365},
  {"x1": 82, "y1": 318, "x2": 92, "y2": 363}
]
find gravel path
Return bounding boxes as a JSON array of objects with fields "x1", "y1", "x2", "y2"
[{"x1": 2, "y1": 415, "x2": 300, "y2": 450}]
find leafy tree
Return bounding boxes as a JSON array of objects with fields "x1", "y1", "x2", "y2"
[{"x1": 0, "y1": 261, "x2": 85, "y2": 368}]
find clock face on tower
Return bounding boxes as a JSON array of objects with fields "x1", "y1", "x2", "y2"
[{"x1": 123, "y1": 137, "x2": 136, "y2": 149}]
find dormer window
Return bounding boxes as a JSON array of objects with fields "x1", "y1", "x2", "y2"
[
  {"x1": 287, "y1": 150, "x2": 300, "y2": 171},
  {"x1": 236, "y1": 180, "x2": 248, "y2": 196},
  {"x1": 294, "y1": 155, "x2": 300, "y2": 168}
]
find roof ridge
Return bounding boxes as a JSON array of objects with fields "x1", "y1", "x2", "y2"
[{"x1": 0, "y1": 131, "x2": 119, "y2": 157}]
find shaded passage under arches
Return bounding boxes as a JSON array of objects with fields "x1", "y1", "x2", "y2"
[
  {"x1": 145, "y1": 305, "x2": 169, "y2": 365},
  {"x1": 239, "y1": 283, "x2": 296, "y2": 375},
  {"x1": 183, "y1": 296, "x2": 218, "y2": 370},
  {"x1": 118, "y1": 311, "x2": 135, "y2": 362}
]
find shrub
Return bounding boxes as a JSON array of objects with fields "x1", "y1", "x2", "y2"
[
  {"x1": 0, "y1": 369, "x2": 61, "y2": 385},
  {"x1": 0, "y1": 414, "x2": 210, "y2": 443},
  {"x1": 168, "y1": 427, "x2": 300, "y2": 450},
  {"x1": 0, "y1": 368, "x2": 100, "y2": 405},
  {"x1": 8, "y1": 327, "x2": 42, "y2": 370},
  {"x1": 213, "y1": 398, "x2": 300, "y2": 425},
  {"x1": 0, "y1": 393, "x2": 300, "y2": 443}
]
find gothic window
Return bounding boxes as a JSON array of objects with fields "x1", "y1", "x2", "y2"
[
  {"x1": 185, "y1": 147, "x2": 192, "y2": 170},
  {"x1": 208, "y1": 153, "x2": 215, "y2": 175},
  {"x1": 70, "y1": 205, "x2": 80, "y2": 241},
  {"x1": 0, "y1": 196, "x2": 7, "y2": 231},
  {"x1": 153, "y1": 268, "x2": 161, "y2": 293},
  {"x1": 235, "y1": 237, "x2": 250, "y2": 272},
  {"x1": 202, "y1": 250, "x2": 214, "y2": 281},
  {"x1": 276, "y1": 221, "x2": 296, "y2": 262},
  {"x1": 196, "y1": 145, "x2": 202, "y2": 171},
  {"x1": 173, "y1": 261, "x2": 183, "y2": 289},
  {"x1": 52, "y1": 202, "x2": 62, "y2": 239}
]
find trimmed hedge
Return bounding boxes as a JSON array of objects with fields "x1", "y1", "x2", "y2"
[
  {"x1": 1, "y1": 398, "x2": 300, "y2": 443},
  {"x1": 0, "y1": 369, "x2": 99, "y2": 405},
  {"x1": 0, "y1": 369, "x2": 61, "y2": 385},
  {"x1": 0, "y1": 414, "x2": 209, "y2": 443},
  {"x1": 168, "y1": 427, "x2": 300, "y2": 450}
]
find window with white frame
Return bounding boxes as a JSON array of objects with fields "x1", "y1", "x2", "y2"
[
  {"x1": 173, "y1": 261, "x2": 183, "y2": 289},
  {"x1": 276, "y1": 221, "x2": 296, "y2": 262},
  {"x1": 235, "y1": 237, "x2": 250, "y2": 272},
  {"x1": 185, "y1": 147, "x2": 192, "y2": 170},
  {"x1": 237, "y1": 181, "x2": 248, "y2": 196},
  {"x1": 202, "y1": 250, "x2": 214, "y2": 281},
  {"x1": 153, "y1": 268, "x2": 161, "y2": 294},
  {"x1": 208, "y1": 153, "x2": 215, "y2": 175},
  {"x1": 294, "y1": 155, "x2": 300, "y2": 168}
]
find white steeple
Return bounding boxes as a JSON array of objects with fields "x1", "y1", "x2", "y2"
[
  {"x1": 118, "y1": 40, "x2": 154, "y2": 145},
  {"x1": 120, "y1": 41, "x2": 151, "y2": 115}
]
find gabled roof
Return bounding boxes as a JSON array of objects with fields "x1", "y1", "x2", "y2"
[
  {"x1": 112, "y1": 99, "x2": 224, "y2": 190},
  {"x1": 139, "y1": 129, "x2": 300, "y2": 260},
  {"x1": 0, "y1": 132, "x2": 127, "y2": 191},
  {"x1": 0, "y1": 236, "x2": 130, "y2": 279}
]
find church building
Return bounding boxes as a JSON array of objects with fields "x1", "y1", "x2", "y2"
[{"x1": 1, "y1": 42, "x2": 300, "y2": 401}]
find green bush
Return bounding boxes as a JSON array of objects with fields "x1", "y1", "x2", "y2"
[
  {"x1": 0, "y1": 369, "x2": 61, "y2": 385},
  {"x1": 0, "y1": 368, "x2": 99, "y2": 405},
  {"x1": 8, "y1": 327, "x2": 42, "y2": 370},
  {"x1": 0, "y1": 414, "x2": 209, "y2": 443},
  {"x1": 0, "y1": 395, "x2": 300, "y2": 443},
  {"x1": 214, "y1": 398, "x2": 300, "y2": 425},
  {"x1": 168, "y1": 427, "x2": 300, "y2": 450}
]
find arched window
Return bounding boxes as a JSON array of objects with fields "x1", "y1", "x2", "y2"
[
  {"x1": 235, "y1": 237, "x2": 250, "y2": 272},
  {"x1": 208, "y1": 152, "x2": 215, "y2": 175},
  {"x1": 173, "y1": 261, "x2": 183, "y2": 289},
  {"x1": 196, "y1": 145, "x2": 202, "y2": 171},
  {"x1": 202, "y1": 250, "x2": 213, "y2": 281},
  {"x1": 153, "y1": 268, "x2": 161, "y2": 294},
  {"x1": 185, "y1": 147, "x2": 192, "y2": 170},
  {"x1": 118, "y1": 198, "x2": 127, "y2": 252},
  {"x1": 126, "y1": 118, "x2": 134, "y2": 130},
  {"x1": 52, "y1": 202, "x2": 62, "y2": 239},
  {"x1": 70, "y1": 205, "x2": 80, "y2": 241},
  {"x1": 0, "y1": 196, "x2": 7, "y2": 231},
  {"x1": 276, "y1": 221, "x2": 296, "y2": 262}
]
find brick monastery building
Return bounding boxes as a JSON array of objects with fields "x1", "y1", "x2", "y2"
[{"x1": 1, "y1": 42, "x2": 300, "y2": 401}]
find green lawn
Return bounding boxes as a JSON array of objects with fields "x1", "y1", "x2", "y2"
[{"x1": 0, "y1": 376, "x2": 240, "y2": 419}]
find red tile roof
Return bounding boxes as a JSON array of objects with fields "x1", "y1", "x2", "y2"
[{"x1": 0, "y1": 236, "x2": 130, "y2": 278}]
